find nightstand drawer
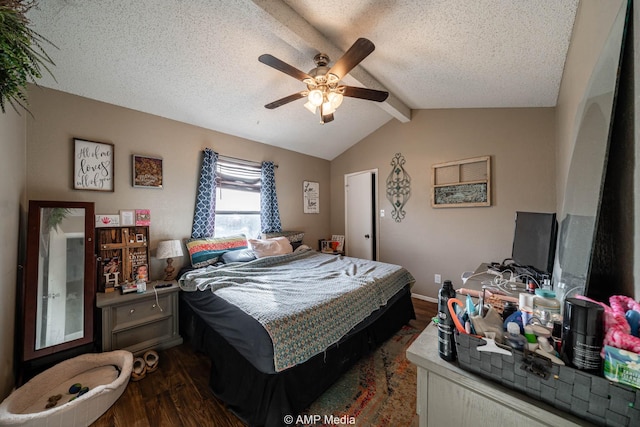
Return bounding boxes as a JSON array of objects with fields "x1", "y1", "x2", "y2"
[
  {"x1": 112, "y1": 294, "x2": 171, "y2": 328},
  {"x1": 96, "y1": 282, "x2": 182, "y2": 355},
  {"x1": 112, "y1": 318, "x2": 173, "y2": 349}
]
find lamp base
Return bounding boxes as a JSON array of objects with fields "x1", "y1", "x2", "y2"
[{"x1": 163, "y1": 258, "x2": 176, "y2": 281}]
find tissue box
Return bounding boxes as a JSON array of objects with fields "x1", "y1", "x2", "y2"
[{"x1": 604, "y1": 345, "x2": 640, "y2": 390}]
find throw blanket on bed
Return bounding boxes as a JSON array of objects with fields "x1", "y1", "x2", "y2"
[{"x1": 179, "y1": 249, "x2": 415, "y2": 372}]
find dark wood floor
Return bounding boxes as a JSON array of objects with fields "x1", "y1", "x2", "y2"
[{"x1": 92, "y1": 297, "x2": 436, "y2": 427}]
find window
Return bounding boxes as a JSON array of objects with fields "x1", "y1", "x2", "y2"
[{"x1": 214, "y1": 158, "x2": 261, "y2": 238}]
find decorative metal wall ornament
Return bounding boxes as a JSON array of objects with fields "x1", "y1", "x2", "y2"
[{"x1": 386, "y1": 153, "x2": 411, "y2": 222}]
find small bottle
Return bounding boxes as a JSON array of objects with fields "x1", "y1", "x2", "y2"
[
  {"x1": 505, "y1": 322, "x2": 527, "y2": 351},
  {"x1": 438, "y1": 280, "x2": 457, "y2": 361},
  {"x1": 533, "y1": 289, "x2": 561, "y2": 327},
  {"x1": 136, "y1": 277, "x2": 146, "y2": 293},
  {"x1": 555, "y1": 281, "x2": 567, "y2": 315},
  {"x1": 502, "y1": 301, "x2": 517, "y2": 321}
]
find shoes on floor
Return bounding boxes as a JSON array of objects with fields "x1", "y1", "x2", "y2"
[
  {"x1": 131, "y1": 357, "x2": 146, "y2": 381},
  {"x1": 143, "y1": 350, "x2": 159, "y2": 373}
]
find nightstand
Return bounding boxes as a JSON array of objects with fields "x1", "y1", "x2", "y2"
[{"x1": 96, "y1": 281, "x2": 183, "y2": 355}]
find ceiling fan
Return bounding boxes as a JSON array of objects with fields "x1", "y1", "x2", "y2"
[{"x1": 259, "y1": 38, "x2": 389, "y2": 124}]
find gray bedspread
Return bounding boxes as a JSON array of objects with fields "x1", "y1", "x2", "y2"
[{"x1": 179, "y1": 249, "x2": 415, "y2": 372}]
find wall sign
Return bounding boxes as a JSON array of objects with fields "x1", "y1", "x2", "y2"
[
  {"x1": 73, "y1": 138, "x2": 114, "y2": 191},
  {"x1": 132, "y1": 154, "x2": 163, "y2": 188},
  {"x1": 303, "y1": 181, "x2": 319, "y2": 213},
  {"x1": 432, "y1": 156, "x2": 491, "y2": 208}
]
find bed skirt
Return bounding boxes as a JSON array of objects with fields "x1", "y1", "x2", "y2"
[{"x1": 180, "y1": 285, "x2": 415, "y2": 427}]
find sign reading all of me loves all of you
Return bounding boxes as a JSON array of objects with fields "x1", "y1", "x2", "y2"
[{"x1": 74, "y1": 138, "x2": 114, "y2": 191}]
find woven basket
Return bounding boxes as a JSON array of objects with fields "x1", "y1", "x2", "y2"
[{"x1": 455, "y1": 332, "x2": 640, "y2": 426}]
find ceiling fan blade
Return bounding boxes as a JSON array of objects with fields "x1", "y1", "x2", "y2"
[
  {"x1": 321, "y1": 113, "x2": 334, "y2": 124},
  {"x1": 259, "y1": 54, "x2": 313, "y2": 82},
  {"x1": 327, "y1": 38, "x2": 375, "y2": 80},
  {"x1": 342, "y1": 86, "x2": 389, "y2": 102},
  {"x1": 265, "y1": 92, "x2": 307, "y2": 109}
]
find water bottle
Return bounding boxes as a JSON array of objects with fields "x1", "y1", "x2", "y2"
[{"x1": 438, "y1": 280, "x2": 457, "y2": 361}]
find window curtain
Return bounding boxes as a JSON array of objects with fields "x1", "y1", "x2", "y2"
[
  {"x1": 260, "y1": 161, "x2": 282, "y2": 233},
  {"x1": 191, "y1": 148, "x2": 218, "y2": 238}
]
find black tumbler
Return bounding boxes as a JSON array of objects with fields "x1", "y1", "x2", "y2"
[{"x1": 560, "y1": 297, "x2": 604, "y2": 373}]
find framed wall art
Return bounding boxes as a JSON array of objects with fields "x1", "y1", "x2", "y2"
[
  {"x1": 135, "y1": 209, "x2": 151, "y2": 226},
  {"x1": 432, "y1": 156, "x2": 491, "y2": 208},
  {"x1": 132, "y1": 154, "x2": 163, "y2": 188},
  {"x1": 73, "y1": 138, "x2": 114, "y2": 191},
  {"x1": 119, "y1": 209, "x2": 135, "y2": 226},
  {"x1": 303, "y1": 181, "x2": 319, "y2": 214}
]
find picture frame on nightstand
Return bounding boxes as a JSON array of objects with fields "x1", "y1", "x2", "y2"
[{"x1": 120, "y1": 209, "x2": 135, "y2": 226}]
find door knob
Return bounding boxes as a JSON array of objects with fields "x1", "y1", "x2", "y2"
[{"x1": 364, "y1": 234, "x2": 370, "y2": 239}]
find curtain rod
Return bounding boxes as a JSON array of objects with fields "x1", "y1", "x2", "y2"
[{"x1": 218, "y1": 154, "x2": 278, "y2": 168}]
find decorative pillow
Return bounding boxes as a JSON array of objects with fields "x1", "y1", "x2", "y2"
[
  {"x1": 249, "y1": 236, "x2": 293, "y2": 258},
  {"x1": 261, "y1": 230, "x2": 304, "y2": 243},
  {"x1": 220, "y1": 248, "x2": 257, "y2": 264},
  {"x1": 185, "y1": 234, "x2": 248, "y2": 268}
]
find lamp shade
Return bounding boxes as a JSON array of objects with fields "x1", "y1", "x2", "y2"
[{"x1": 156, "y1": 240, "x2": 184, "y2": 259}]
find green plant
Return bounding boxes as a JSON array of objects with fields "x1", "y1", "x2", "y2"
[{"x1": 0, "y1": 0, "x2": 55, "y2": 114}]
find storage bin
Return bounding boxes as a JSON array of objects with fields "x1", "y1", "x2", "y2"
[{"x1": 455, "y1": 332, "x2": 640, "y2": 426}]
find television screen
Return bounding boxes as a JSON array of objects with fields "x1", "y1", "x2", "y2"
[{"x1": 511, "y1": 211, "x2": 558, "y2": 274}]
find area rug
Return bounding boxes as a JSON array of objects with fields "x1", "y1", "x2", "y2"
[{"x1": 299, "y1": 325, "x2": 420, "y2": 427}]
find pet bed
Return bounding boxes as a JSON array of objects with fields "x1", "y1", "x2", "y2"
[{"x1": 0, "y1": 350, "x2": 132, "y2": 427}]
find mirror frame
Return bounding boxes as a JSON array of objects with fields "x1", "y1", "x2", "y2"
[{"x1": 23, "y1": 200, "x2": 96, "y2": 361}]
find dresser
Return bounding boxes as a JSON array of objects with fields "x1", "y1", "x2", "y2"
[
  {"x1": 96, "y1": 281, "x2": 183, "y2": 355},
  {"x1": 406, "y1": 323, "x2": 591, "y2": 427}
]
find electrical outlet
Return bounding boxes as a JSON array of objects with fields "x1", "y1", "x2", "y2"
[
  {"x1": 380, "y1": 209, "x2": 385, "y2": 218},
  {"x1": 435, "y1": 274, "x2": 441, "y2": 284}
]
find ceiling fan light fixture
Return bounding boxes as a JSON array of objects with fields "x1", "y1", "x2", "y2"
[
  {"x1": 308, "y1": 89, "x2": 323, "y2": 107},
  {"x1": 303, "y1": 101, "x2": 317, "y2": 114},
  {"x1": 322, "y1": 100, "x2": 335, "y2": 116},
  {"x1": 328, "y1": 92, "x2": 343, "y2": 109},
  {"x1": 259, "y1": 38, "x2": 386, "y2": 125}
]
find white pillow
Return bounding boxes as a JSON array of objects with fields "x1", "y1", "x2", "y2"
[{"x1": 248, "y1": 236, "x2": 293, "y2": 258}]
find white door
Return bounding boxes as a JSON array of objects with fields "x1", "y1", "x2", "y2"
[{"x1": 345, "y1": 170, "x2": 377, "y2": 260}]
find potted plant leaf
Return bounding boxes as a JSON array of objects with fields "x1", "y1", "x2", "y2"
[{"x1": 0, "y1": 0, "x2": 55, "y2": 114}]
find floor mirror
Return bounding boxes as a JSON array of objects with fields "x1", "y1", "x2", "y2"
[{"x1": 22, "y1": 201, "x2": 96, "y2": 367}]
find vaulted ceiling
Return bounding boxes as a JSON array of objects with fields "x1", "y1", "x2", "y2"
[{"x1": 27, "y1": 0, "x2": 579, "y2": 160}]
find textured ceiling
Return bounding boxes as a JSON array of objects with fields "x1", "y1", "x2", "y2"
[{"x1": 27, "y1": 0, "x2": 578, "y2": 160}]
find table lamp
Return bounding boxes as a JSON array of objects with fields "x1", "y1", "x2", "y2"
[{"x1": 156, "y1": 240, "x2": 184, "y2": 281}]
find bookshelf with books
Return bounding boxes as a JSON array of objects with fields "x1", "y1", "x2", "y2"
[{"x1": 96, "y1": 226, "x2": 150, "y2": 292}]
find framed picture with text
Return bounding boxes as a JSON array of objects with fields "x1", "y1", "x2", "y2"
[
  {"x1": 135, "y1": 209, "x2": 151, "y2": 226},
  {"x1": 133, "y1": 154, "x2": 163, "y2": 188},
  {"x1": 73, "y1": 138, "x2": 114, "y2": 191},
  {"x1": 303, "y1": 181, "x2": 319, "y2": 214},
  {"x1": 119, "y1": 210, "x2": 135, "y2": 226}
]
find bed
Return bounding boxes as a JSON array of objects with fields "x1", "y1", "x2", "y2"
[{"x1": 178, "y1": 246, "x2": 415, "y2": 426}]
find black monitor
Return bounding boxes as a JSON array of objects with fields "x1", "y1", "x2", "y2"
[{"x1": 511, "y1": 211, "x2": 558, "y2": 275}]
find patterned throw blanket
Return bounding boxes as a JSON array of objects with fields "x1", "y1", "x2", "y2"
[{"x1": 179, "y1": 249, "x2": 415, "y2": 372}]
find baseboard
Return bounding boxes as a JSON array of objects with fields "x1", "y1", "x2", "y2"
[{"x1": 411, "y1": 293, "x2": 437, "y2": 304}]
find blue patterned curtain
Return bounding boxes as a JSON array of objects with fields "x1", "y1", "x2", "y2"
[
  {"x1": 260, "y1": 161, "x2": 282, "y2": 233},
  {"x1": 191, "y1": 148, "x2": 218, "y2": 238}
]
